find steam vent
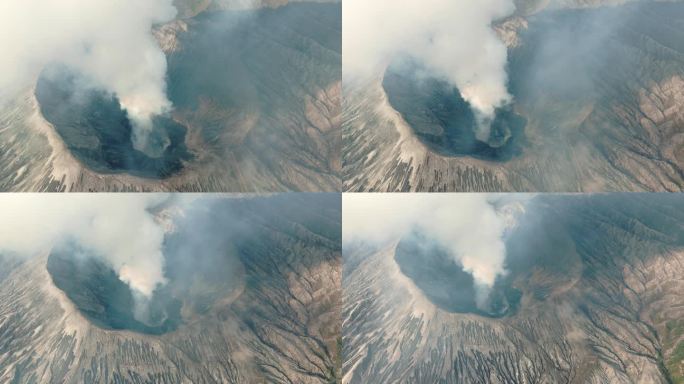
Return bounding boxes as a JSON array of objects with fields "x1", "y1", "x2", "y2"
[{"x1": 3, "y1": 0, "x2": 684, "y2": 384}]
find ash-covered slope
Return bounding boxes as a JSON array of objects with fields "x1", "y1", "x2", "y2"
[
  {"x1": 343, "y1": 194, "x2": 684, "y2": 383},
  {"x1": 343, "y1": 1, "x2": 684, "y2": 192},
  {"x1": 0, "y1": 194, "x2": 342, "y2": 383},
  {"x1": 0, "y1": 1, "x2": 341, "y2": 192}
]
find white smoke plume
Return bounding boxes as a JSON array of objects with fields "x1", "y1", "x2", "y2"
[
  {"x1": 0, "y1": 0, "x2": 177, "y2": 149},
  {"x1": 343, "y1": 194, "x2": 511, "y2": 306},
  {"x1": 0, "y1": 194, "x2": 172, "y2": 297},
  {"x1": 343, "y1": 0, "x2": 516, "y2": 140}
]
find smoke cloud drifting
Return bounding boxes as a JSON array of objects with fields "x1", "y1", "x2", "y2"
[
  {"x1": 343, "y1": 194, "x2": 512, "y2": 305},
  {"x1": 0, "y1": 0, "x2": 177, "y2": 149},
  {"x1": 0, "y1": 194, "x2": 172, "y2": 297},
  {"x1": 343, "y1": 0, "x2": 516, "y2": 140}
]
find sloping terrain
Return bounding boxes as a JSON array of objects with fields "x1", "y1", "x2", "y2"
[
  {"x1": 343, "y1": 1, "x2": 684, "y2": 192},
  {"x1": 0, "y1": 194, "x2": 342, "y2": 383},
  {"x1": 343, "y1": 194, "x2": 684, "y2": 383},
  {"x1": 0, "y1": 1, "x2": 341, "y2": 192}
]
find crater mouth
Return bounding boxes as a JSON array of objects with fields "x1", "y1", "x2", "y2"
[
  {"x1": 394, "y1": 232, "x2": 521, "y2": 318},
  {"x1": 35, "y1": 66, "x2": 194, "y2": 179},
  {"x1": 47, "y1": 243, "x2": 182, "y2": 335},
  {"x1": 45, "y1": 203, "x2": 248, "y2": 335},
  {"x1": 46, "y1": 238, "x2": 244, "y2": 334},
  {"x1": 382, "y1": 58, "x2": 526, "y2": 161}
]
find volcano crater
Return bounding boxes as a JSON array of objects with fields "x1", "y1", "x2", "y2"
[
  {"x1": 46, "y1": 244, "x2": 183, "y2": 335},
  {"x1": 35, "y1": 67, "x2": 194, "y2": 179},
  {"x1": 394, "y1": 232, "x2": 521, "y2": 318},
  {"x1": 382, "y1": 59, "x2": 527, "y2": 162}
]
